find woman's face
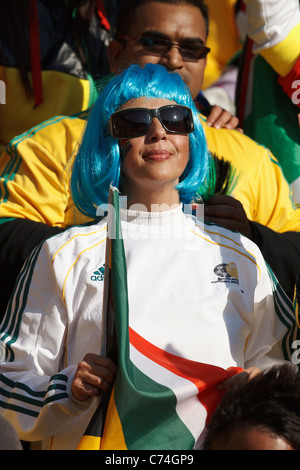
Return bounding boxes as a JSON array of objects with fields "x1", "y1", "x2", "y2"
[{"x1": 117, "y1": 97, "x2": 190, "y2": 203}]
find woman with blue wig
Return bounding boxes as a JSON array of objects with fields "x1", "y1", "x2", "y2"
[
  {"x1": 71, "y1": 63, "x2": 212, "y2": 216},
  {"x1": 0, "y1": 64, "x2": 294, "y2": 450}
]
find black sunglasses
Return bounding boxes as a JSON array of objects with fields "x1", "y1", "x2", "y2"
[
  {"x1": 109, "y1": 105, "x2": 194, "y2": 139},
  {"x1": 118, "y1": 34, "x2": 210, "y2": 60}
]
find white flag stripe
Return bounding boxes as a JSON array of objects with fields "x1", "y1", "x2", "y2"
[{"x1": 130, "y1": 343, "x2": 208, "y2": 444}]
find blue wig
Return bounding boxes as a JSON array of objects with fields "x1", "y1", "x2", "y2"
[{"x1": 71, "y1": 64, "x2": 211, "y2": 217}]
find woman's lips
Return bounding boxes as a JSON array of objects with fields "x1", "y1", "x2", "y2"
[{"x1": 143, "y1": 149, "x2": 171, "y2": 161}]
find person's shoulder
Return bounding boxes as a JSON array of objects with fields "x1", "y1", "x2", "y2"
[
  {"x1": 195, "y1": 218, "x2": 265, "y2": 264},
  {"x1": 45, "y1": 218, "x2": 108, "y2": 257},
  {"x1": 200, "y1": 114, "x2": 265, "y2": 149},
  {"x1": 199, "y1": 114, "x2": 275, "y2": 172},
  {"x1": 7, "y1": 111, "x2": 89, "y2": 151}
]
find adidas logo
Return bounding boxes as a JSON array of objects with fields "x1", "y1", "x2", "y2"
[{"x1": 91, "y1": 264, "x2": 105, "y2": 281}]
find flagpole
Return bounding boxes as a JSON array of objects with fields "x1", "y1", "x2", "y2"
[{"x1": 77, "y1": 187, "x2": 119, "y2": 450}]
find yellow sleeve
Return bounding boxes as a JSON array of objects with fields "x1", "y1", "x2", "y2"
[
  {"x1": 260, "y1": 23, "x2": 300, "y2": 76},
  {"x1": 244, "y1": 0, "x2": 300, "y2": 76},
  {"x1": 203, "y1": 118, "x2": 300, "y2": 233},
  {"x1": 0, "y1": 116, "x2": 91, "y2": 228},
  {"x1": 202, "y1": 0, "x2": 241, "y2": 89},
  {"x1": 0, "y1": 67, "x2": 92, "y2": 151}
]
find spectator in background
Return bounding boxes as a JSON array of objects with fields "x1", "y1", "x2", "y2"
[
  {"x1": 0, "y1": 0, "x2": 235, "y2": 152},
  {"x1": 202, "y1": 363, "x2": 300, "y2": 450}
]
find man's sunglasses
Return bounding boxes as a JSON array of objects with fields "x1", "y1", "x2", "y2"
[
  {"x1": 118, "y1": 34, "x2": 210, "y2": 61},
  {"x1": 109, "y1": 105, "x2": 194, "y2": 139}
]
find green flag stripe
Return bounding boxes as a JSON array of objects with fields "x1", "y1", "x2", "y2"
[{"x1": 115, "y1": 361, "x2": 195, "y2": 450}]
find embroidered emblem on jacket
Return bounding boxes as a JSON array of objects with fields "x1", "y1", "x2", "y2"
[{"x1": 212, "y1": 262, "x2": 239, "y2": 285}]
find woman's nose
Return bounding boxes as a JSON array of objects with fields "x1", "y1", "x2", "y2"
[{"x1": 146, "y1": 117, "x2": 167, "y2": 141}]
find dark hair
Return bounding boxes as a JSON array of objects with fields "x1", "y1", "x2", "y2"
[
  {"x1": 0, "y1": 0, "x2": 110, "y2": 95},
  {"x1": 202, "y1": 363, "x2": 300, "y2": 450},
  {"x1": 115, "y1": 0, "x2": 209, "y2": 39}
]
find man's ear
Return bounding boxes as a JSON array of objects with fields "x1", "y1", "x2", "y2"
[{"x1": 107, "y1": 40, "x2": 124, "y2": 73}]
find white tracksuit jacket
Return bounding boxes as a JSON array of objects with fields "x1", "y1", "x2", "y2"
[{"x1": 0, "y1": 205, "x2": 297, "y2": 449}]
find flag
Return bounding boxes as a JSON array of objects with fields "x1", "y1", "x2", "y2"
[
  {"x1": 78, "y1": 188, "x2": 243, "y2": 450},
  {"x1": 236, "y1": 38, "x2": 300, "y2": 201}
]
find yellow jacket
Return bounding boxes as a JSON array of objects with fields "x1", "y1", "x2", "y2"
[{"x1": 0, "y1": 113, "x2": 299, "y2": 233}]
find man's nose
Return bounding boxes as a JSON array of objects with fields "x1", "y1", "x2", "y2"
[{"x1": 159, "y1": 44, "x2": 184, "y2": 69}]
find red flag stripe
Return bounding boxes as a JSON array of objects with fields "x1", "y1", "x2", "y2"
[{"x1": 129, "y1": 327, "x2": 243, "y2": 421}]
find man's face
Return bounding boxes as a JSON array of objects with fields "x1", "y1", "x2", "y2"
[{"x1": 108, "y1": 2, "x2": 208, "y2": 99}]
